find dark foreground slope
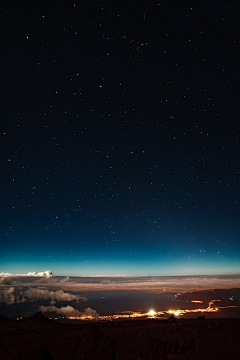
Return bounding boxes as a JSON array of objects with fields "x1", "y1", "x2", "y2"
[
  {"x1": 0, "y1": 315, "x2": 239, "y2": 359},
  {"x1": 0, "y1": 313, "x2": 10, "y2": 322}
]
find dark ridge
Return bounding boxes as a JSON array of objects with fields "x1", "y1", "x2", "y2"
[
  {"x1": 23, "y1": 311, "x2": 51, "y2": 322},
  {"x1": 0, "y1": 313, "x2": 10, "y2": 322}
]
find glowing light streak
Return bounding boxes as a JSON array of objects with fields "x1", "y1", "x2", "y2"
[{"x1": 60, "y1": 300, "x2": 220, "y2": 321}]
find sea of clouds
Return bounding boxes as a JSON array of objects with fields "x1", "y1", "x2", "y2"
[{"x1": 0, "y1": 271, "x2": 240, "y2": 317}]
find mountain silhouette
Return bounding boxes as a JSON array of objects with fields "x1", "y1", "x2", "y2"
[
  {"x1": 23, "y1": 311, "x2": 51, "y2": 322},
  {"x1": 0, "y1": 313, "x2": 10, "y2": 321}
]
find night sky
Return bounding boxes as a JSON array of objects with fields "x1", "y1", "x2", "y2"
[{"x1": 1, "y1": 1, "x2": 240, "y2": 276}]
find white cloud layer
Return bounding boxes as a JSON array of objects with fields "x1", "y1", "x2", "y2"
[
  {"x1": 19, "y1": 275, "x2": 239, "y2": 293},
  {"x1": 0, "y1": 287, "x2": 15, "y2": 305},
  {"x1": 40, "y1": 305, "x2": 81, "y2": 317},
  {"x1": 22, "y1": 288, "x2": 86, "y2": 304},
  {"x1": 1, "y1": 274, "x2": 239, "y2": 296},
  {"x1": 0, "y1": 287, "x2": 86, "y2": 305},
  {"x1": 0, "y1": 287, "x2": 26, "y2": 305},
  {"x1": 83, "y1": 307, "x2": 100, "y2": 318},
  {"x1": 0, "y1": 270, "x2": 53, "y2": 278},
  {"x1": 39, "y1": 305, "x2": 99, "y2": 318}
]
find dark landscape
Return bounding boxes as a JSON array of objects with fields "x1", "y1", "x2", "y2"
[{"x1": 1, "y1": 312, "x2": 240, "y2": 360}]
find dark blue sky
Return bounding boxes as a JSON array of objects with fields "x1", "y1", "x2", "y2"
[{"x1": 1, "y1": 1, "x2": 239, "y2": 275}]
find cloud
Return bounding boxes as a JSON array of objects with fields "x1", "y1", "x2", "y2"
[
  {"x1": 0, "y1": 287, "x2": 86, "y2": 305},
  {"x1": 0, "y1": 287, "x2": 15, "y2": 305},
  {"x1": 0, "y1": 273, "x2": 12, "y2": 277},
  {"x1": 59, "y1": 277, "x2": 71, "y2": 283},
  {"x1": 34, "y1": 275, "x2": 239, "y2": 293},
  {"x1": 83, "y1": 307, "x2": 100, "y2": 318},
  {"x1": 1, "y1": 274, "x2": 240, "y2": 295},
  {"x1": 39, "y1": 305, "x2": 100, "y2": 318},
  {"x1": 40, "y1": 305, "x2": 82, "y2": 317},
  {"x1": 23, "y1": 271, "x2": 53, "y2": 278},
  {"x1": 0, "y1": 287, "x2": 25, "y2": 305},
  {"x1": 22, "y1": 288, "x2": 87, "y2": 304},
  {"x1": 0, "y1": 270, "x2": 53, "y2": 278}
]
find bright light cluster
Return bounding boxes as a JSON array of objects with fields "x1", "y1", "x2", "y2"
[
  {"x1": 148, "y1": 309, "x2": 156, "y2": 317},
  {"x1": 59, "y1": 300, "x2": 220, "y2": 322}
]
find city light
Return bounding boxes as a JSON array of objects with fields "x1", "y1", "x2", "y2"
[{"x1": 55, "y1": 300, "x2": 220, "y2": 322}]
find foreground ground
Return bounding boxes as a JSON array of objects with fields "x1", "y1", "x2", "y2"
[{"x1": 0, "y1": 313, "x2": 240, "y2": 359}]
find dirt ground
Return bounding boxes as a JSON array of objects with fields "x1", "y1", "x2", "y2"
[{"x1": 0, "y1": 313, "x2": 240, "y2": 359}]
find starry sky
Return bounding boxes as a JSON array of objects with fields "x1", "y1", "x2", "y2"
[{"x1": 1, "y1": 1, "x2": 240, "y2": 276}]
